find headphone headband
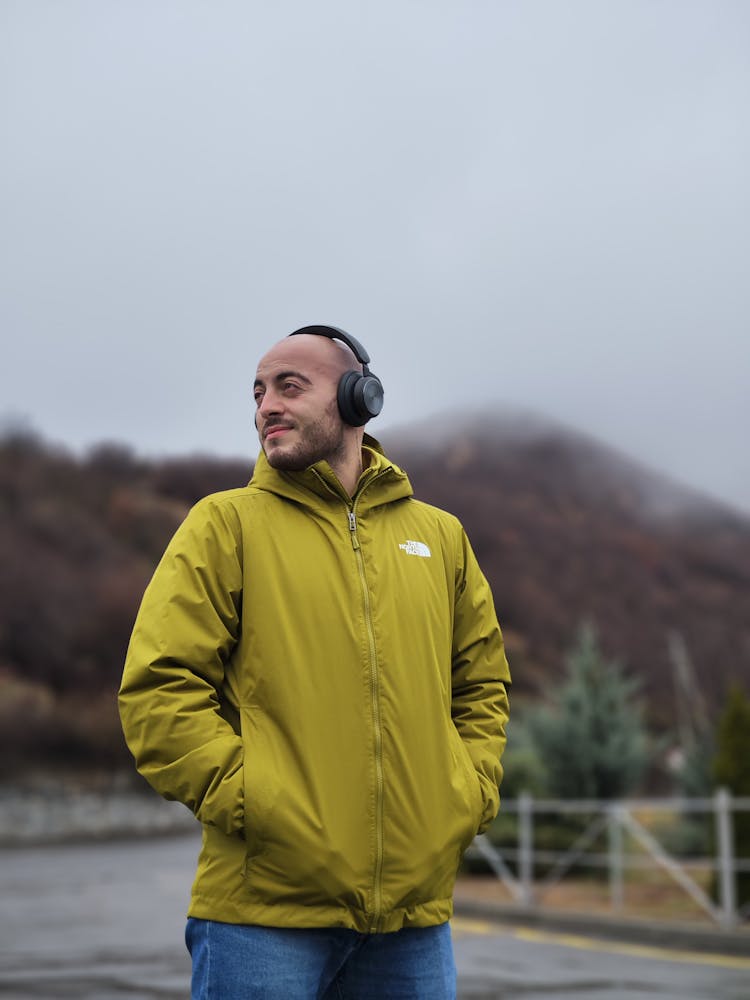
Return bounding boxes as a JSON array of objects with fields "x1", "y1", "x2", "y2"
[{"x1": 288, "y1": 325, "x2": 371, "y2": 368}]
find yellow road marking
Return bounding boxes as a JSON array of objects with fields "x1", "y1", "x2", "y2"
[
  {"x1": 451, "y1": 917, "x2": 750, "y2": 971},
  {"x1": 452, "y1": 917, "x2": 496, "y2": 935}
]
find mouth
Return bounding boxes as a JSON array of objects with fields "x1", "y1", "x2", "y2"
[{"x1": 263, "y1": 424, "x2": 293, "y2": 442}]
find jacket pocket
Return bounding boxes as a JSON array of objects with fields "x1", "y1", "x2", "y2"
[
  {"x1": 239, "y1": 706, "x2": 369, "y2": 909},
  {"x1": 394, "y1": 722, "x2": 484, "y2": 908},
  {"x1": 241, "y1": 707, "x2": 277, "y2": 862},
  {"x1": 448, "y1": 724, "x2": 483, "y2": 848}
]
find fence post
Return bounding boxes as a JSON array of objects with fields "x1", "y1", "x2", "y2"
[
  {"x1": 715, "y1": 787, "x2": 736, "y2": 929},
  {"x1": 518, "y1": 792, "x2": 534, "y2": 906},
  {"x1": 608, "y1": 803, "x2": 624, "y2": 913}
]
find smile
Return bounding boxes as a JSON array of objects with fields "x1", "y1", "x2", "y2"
[{"x1": 264, "y1": 426, "x2": 292, "y2": 441}]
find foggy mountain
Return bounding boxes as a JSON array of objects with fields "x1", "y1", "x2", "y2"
[{"x1": 383, "y1": 409, "x2": 750, "y2": 727}]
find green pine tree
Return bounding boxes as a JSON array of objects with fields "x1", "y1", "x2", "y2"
[
  {"x1": 526, "y1": 622, "x2": 649, "y2": 800},
  {"x1": 497, "y1": 715, "x2": 547, "y2": 799},
  {"x1": 713, "y1": 684, "x2": 750, "y2": 909}
]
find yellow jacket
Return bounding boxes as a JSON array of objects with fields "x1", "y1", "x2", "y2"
[{"x1": 119, "y1": 437, "x2": 510, "y2": 933}]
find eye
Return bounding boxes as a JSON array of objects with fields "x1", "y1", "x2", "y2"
[{"x1": 253, "y1": 388, "x2": 264, "y2": 406}]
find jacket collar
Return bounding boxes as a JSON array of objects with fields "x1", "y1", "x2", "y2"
[{"x1": 249, "y1": 434, "x2": 413, "y2": 509}]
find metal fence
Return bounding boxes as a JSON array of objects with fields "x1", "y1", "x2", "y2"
[{"x1": 470, "y1": 789, "x2": 750, "y2": 929}]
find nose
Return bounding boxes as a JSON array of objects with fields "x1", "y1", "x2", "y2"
[
  {"x1": 256, "y1": 387, "x2": 284, "y2": 429},
  {"x1": 259, "y1": 387, "x2": 280, "y2": 414}
]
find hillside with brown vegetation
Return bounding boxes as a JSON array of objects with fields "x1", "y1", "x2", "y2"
[
  {"x1": 0, "y1": 432, "x2": 251, "y2": 773},
  {"x1": 1, "y1": 412, "x2": 748, "y2": 775},
  {"x1": 384, "y1": 411, "x2": 750, "y2": 728}
]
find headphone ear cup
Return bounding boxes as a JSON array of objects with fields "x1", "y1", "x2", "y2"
[
  {"x1": 337, "y1": 371, "x2": 366, "y2": 426},
  {"x1": 337, "y1": 371, "x2": 384, "y2": 426},
  {"x1": 354, "y1": 373, "x2": 384, "y2": 422}
]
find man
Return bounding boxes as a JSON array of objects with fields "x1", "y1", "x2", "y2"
[{"x1": 119, "y1": 325, "x2": 511, "y2": 999}]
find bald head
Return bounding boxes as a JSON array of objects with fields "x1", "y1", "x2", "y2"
[{"x1": 257, "y1": 333, "x2": 362, "y2": 384}]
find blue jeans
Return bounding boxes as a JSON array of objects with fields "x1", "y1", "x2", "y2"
[{"x1": 185, "y1": 917, "x2": 456, "y2": 999}]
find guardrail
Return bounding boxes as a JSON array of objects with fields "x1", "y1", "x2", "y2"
[{"x1": 471, "y1": 789, "x2": 750, "y2": 929}]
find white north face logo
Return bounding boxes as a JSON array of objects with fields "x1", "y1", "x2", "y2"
[{"x1": 399, "y1": 540, "x2": 432, "y2": 558}]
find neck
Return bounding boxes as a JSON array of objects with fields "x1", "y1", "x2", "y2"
[{"x1": 328, "y1": 449, "x2": 364, "y2": 497}]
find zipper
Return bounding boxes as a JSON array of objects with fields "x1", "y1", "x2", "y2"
[
  {"x1": 311, "y1": 464, "x2": 391, "y2": 931},
  {"x1": 346, "y1": 487, "x2": 386, "y2": 932},
  {"x1": 348, "y1": 510, "x2": 360, "y2": 549}
]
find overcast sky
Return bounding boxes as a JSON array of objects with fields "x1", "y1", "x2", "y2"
[{"x1": 2, "y1": 1, "x2": 748, "y2": 512}]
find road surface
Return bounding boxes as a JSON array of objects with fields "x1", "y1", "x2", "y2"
[{"x1": 1, "y1": 834, "x2": 748, "y2": 999}]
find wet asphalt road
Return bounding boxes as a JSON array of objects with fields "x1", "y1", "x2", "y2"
[{"x1": 0, "y1": 834, "x2": 748, "y2": 999}]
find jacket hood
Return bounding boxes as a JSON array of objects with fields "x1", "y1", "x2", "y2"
[{"x1": 249, "y1": 433, "x2": 413, "y2": 509}]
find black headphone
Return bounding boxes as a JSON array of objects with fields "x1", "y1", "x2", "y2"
[{"x1": 288, "y1": 325, "x2": 384, "y2": 427}]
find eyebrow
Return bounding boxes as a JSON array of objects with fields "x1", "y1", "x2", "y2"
[{"x1": 253, "y1": 369, "x2": 313, "y2": 389}]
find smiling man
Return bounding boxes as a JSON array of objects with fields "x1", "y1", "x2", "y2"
[{"x1": 119, "y1": 325, "x2": 511, "y2": 1000}]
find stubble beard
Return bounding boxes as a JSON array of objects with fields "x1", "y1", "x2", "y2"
[{"x1": 262, "y1": 401, "x2": 347, "y2": 473}]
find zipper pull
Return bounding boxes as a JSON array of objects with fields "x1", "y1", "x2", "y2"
[{"x1": 348, "y1": 510, "x2": 360, "y2": 550}]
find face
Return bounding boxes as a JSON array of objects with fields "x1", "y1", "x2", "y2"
[{"x1": 253, "y1": 337, "x2": 348, "y2": 472}]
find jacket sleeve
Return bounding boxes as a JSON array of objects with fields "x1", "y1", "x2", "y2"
[
  {"x1": 451, "y1": 526, "x2": 511, "y2": 834},
  {"x1": 118, "y1": 497, "x2": 244, "y2": 836}
]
